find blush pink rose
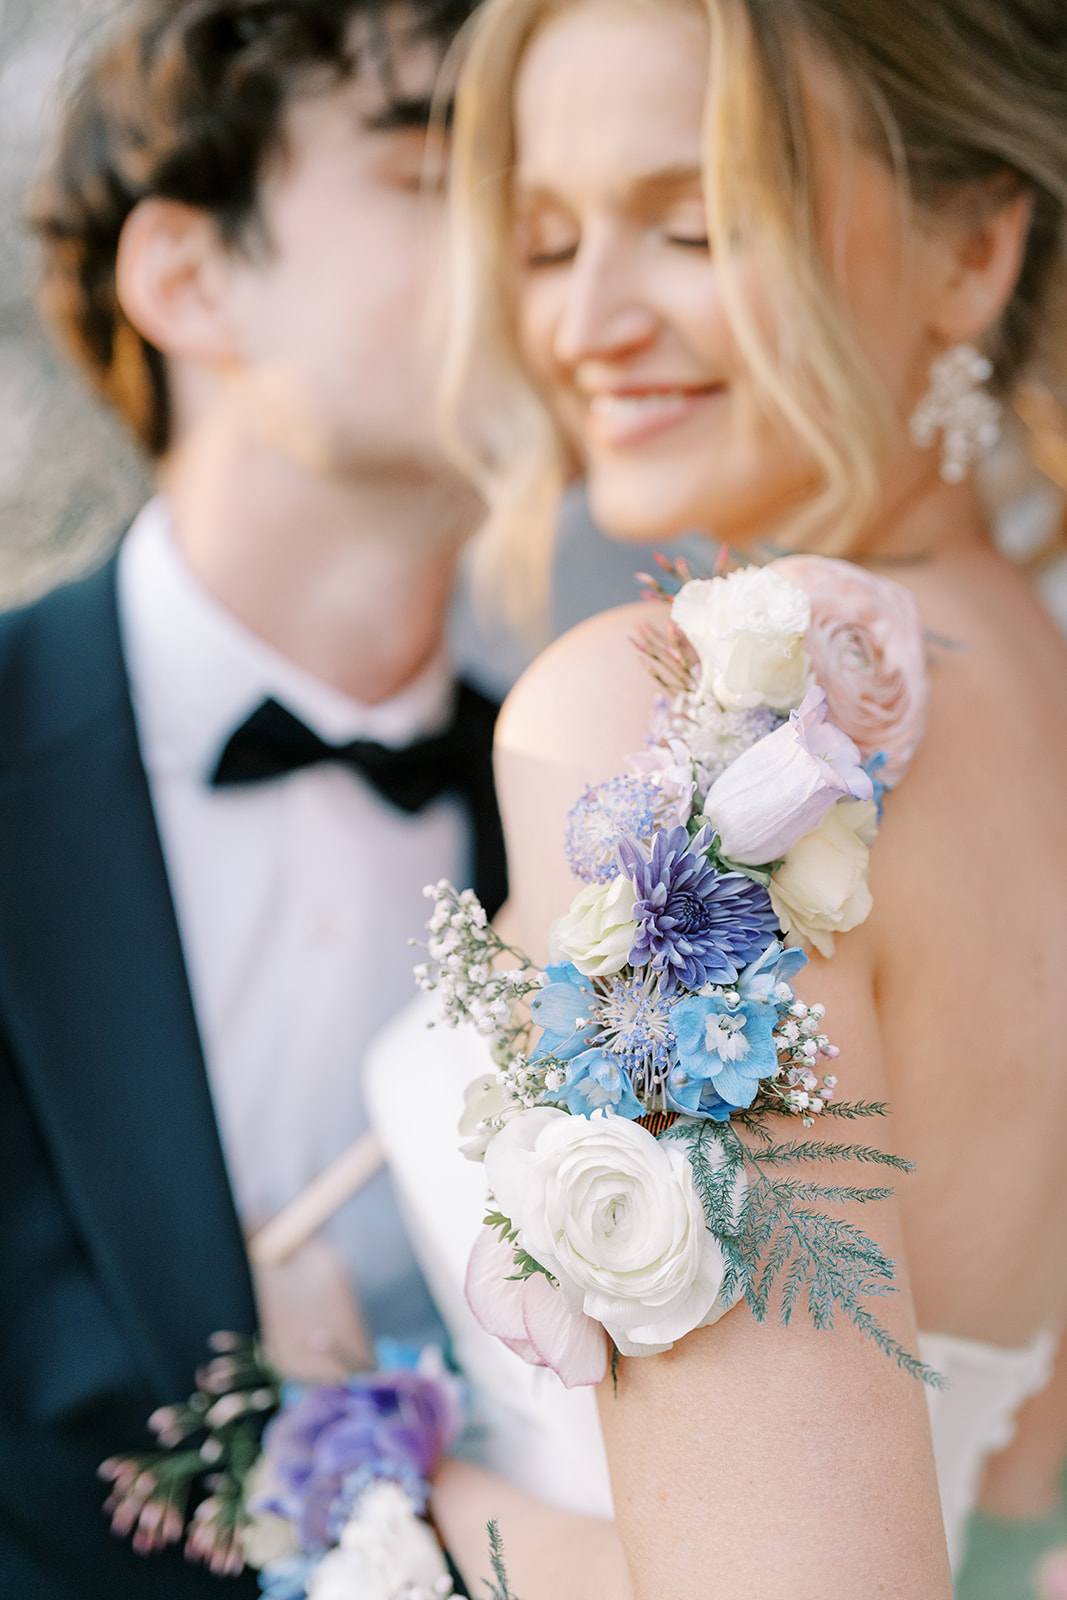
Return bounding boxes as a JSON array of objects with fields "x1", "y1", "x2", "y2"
[
  {"x1": 775, "y1": 555, "x2": 928, "y2": 786},
  {"x1": 465, "y1": 1227, "x2": 608, "y2": 1388}
]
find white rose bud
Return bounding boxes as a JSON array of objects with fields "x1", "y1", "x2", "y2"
[
  {"x1": 672, "y1": 567, "x2": 814, "y2": 713},
  {"x1": 770, "y1": 798, "x2": 879, "y2": 958},
  {"x1": 549, "y1": 874, "x2": 638, "y2": 978},
  {"x1": 458, "y1": 1072, "x2": 522, "y2": 1161}
]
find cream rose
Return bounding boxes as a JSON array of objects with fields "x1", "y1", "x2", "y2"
[
  {"x1": 549, "y1": 874, "x2": 638, "y2": 977},
  {"x1": 672, "y1": 567, "x2": 813, "y2": 713},
  {"x1": 485, "y1": 1107, "x2": 743, "y2": 1357},
  {"x1": 770, "y1": 798, "x2": 879, "y2": 958},
  {"x1": 775, "y1": 554, "x2": 928, "y2": 785}
]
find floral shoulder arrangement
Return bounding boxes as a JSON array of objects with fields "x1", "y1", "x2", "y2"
[
  {"x1": 417, "y1": 554, "x2": 939, "y2": 1388},
  {"x1": 100, "y1": 1333, "x2": 464, "y2": 1600}
]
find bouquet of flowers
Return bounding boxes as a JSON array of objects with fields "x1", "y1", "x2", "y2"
[
  {"x1": 417, "y1": 556, "x2": 939, "y2": 1389},
  {"x1": 100, "y1": 1334, "x2": 464, "y2": 1600}
]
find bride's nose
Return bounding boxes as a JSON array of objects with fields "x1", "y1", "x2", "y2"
[{"x1": 552, "y1": 227, "x2": 659, "y2": 367}]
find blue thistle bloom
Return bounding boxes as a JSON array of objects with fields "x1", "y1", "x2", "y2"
[
  {"x1": 565, "y1": 775, "x2": 659, "y2": 884},
  {"x1": 618, "y1": 825, "x2": 780, "y2": 993},
  {"x1": 593, "y1": 970, "x2": 676, "y2": 1100}
]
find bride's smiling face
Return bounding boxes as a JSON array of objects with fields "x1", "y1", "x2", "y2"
[{"x1": 511, "y1": 0, "x2": 951, "y2": 545}]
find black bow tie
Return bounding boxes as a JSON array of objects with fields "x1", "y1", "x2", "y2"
[{"x1": 209, "y1": 682, "x2": 507, "y2": 914}]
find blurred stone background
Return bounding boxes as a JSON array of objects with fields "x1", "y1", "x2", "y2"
[{"x1": 0, "y1": 0, "x2": 151, "y2": 605}]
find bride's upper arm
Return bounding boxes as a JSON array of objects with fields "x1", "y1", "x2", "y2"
[
  {"x1": 494, "y1": 600, "x2": 663, "y2": 960},
  {"x1": 491, "y1": 592, "x2": 953, "y2": 1595},
  {"x1": 597, "y1": 925, "x2": 952, "y2": 1598}
]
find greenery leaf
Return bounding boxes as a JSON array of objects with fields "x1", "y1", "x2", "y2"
[
  {"x1": 659, "y1": 1109, "x2": 935, "y2": 1384},
  {"x1": 482, "y1": 1520, "x2": 523, "y2": 1600}
]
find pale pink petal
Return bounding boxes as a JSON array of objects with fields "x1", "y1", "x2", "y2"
[
  {"x1": 520, "y1": 1271, "x2": 608, "y2": 1388},
  {"x1": 776, "y1": 554, "x2": 928, "y2": 786},
  {"x1": 464, "y1": 1228, "x2": 539, "y2": 1360}
]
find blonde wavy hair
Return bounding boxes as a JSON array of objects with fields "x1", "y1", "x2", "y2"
[{"x1": 440, "y1": 0, "x2": 1067, "y2": 627}]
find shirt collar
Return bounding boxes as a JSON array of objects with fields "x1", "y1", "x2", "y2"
[{"x1": 117, "y1": 496, "x2": 455, "y2": 781}]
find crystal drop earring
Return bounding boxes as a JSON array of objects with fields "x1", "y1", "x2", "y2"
[{"x1": 908, "y1": 343, "x2": 1002, "y2": 483}]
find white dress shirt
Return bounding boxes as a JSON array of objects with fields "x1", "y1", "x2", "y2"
[{"x1": 118, "y1": 497, "x2": 464, "y2": 1344}]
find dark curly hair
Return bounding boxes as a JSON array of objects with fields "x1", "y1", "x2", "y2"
[{"x1": 29, "y1": 0, "x2": 476, "y2": 455}]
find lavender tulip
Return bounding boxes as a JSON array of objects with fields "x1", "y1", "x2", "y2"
[{"x1": 703, "y1": 687, "x2": 874, "y2": 866}]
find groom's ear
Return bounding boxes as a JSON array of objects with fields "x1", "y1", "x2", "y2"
[{"x1": 116, "y1": 198, "x2": 243, "y2": 369}]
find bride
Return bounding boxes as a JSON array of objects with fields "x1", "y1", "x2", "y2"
[{"x1": 367, "y1": 0, "x2": 1067, "y2": 1592}]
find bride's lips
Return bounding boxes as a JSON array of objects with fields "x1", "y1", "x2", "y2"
[{"x1": 583, "y1": 384, "x2": 724, "y2": 447}]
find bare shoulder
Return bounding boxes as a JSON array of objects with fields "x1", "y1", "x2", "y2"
[
  {"x1": 494, "y1": 599, "x2": 665, "y2": 960},
  {"x1": 866, "y1": 552, "x2": 1067, "y2": 1072},
  {"x1": 496, "y1": 599, "x2": 663, "y2": 773}
]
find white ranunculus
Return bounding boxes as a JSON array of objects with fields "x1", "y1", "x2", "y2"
[
  {"x1": 769, "y1": 798, "x2": 878, "y2": 958},
  {"x1": 549, "y1": 875, "x2": 638, "y2": 978},
  {"x1": 485, "y1": 1108, "x2": 744, "y2": 1358},
  {"x1": 307, "y1": 1483, "x2": 451, "y2": 1600},
  {"x1": 458, "y1": 1072, "x2": 522, "y2": 1161},
  {"x1": 672, "y1": 567, "x2": 814, "y2": 713}
]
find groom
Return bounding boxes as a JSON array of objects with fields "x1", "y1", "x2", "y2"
[{"x1": 2, "y1": 1, "x2": 493, "y2": 1595}]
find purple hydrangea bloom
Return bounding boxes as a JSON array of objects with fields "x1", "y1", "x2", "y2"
[
  {"x1": 258, "y1": 1367, "x2": 461, "y2": 1554},
  {"x1": 618, "y1": 825, "x2": 780, "y2": 993}
]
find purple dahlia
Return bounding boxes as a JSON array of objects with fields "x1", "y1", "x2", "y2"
[{"x1": 618, "y1": 824, "x2": 780, "y2": 993}]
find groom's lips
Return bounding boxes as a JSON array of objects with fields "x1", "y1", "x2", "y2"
[{"x1": 583, "y1": 383, "x2": 725, "y2": 447}]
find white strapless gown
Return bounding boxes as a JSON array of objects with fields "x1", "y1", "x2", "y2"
[{"x1": 365, "y1": 993, "x2": 1057, "y2": 1576}]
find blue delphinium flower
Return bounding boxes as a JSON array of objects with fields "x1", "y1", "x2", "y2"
[
  {"x1": 557, "y1": 1048, "x2": 644, "y2": 1119},
  {"x1": 863, "y1": 751, "x2": 889, "y2": 819},
  {"x1": 258, "y1": 1554, "x2": 322, "y2": 1600},
  {"x1": 530, "y1": 962, "x2": 599, "y2": 1063},
  {"x1": 670, "y1": 992, "x2": 779, "y2": 1111},
  {"x1": 735, "y1": 940, "x2": 807, "y2": 1004},
  {"x1": 618, "y1": 824, "x2": 780, "y2": 993},
  {"x1": 565, "y1": 775, "x2": 659, "y2": 884},
  {"x1": 664, "y1": 1065, "x2": 736, "y2": 1122}
]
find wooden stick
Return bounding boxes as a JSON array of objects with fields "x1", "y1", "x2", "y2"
[{"x1": 248, "y1": 1130, "x2": 386, "y2": 1267}]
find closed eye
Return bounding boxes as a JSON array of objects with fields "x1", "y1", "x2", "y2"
[{"x1": 525, "y1": 243, "x2": 579, "y2": 268}]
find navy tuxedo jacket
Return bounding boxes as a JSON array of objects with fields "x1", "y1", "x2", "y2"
[{"x1": 0, "y1": 558, "x2": 260, "y2": 1598}]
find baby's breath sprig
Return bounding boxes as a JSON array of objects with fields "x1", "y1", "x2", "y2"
[
  {"x1": 415, "y1": 882, "x2": 545, "y2": 1060},
  {"x1": 763, "y1": 997, "x2": 841, "y2": 1126}
]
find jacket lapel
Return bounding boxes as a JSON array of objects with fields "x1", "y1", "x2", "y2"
[{"x1": 0, "y1": 557, "x2": 255, "y2": 1395}]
